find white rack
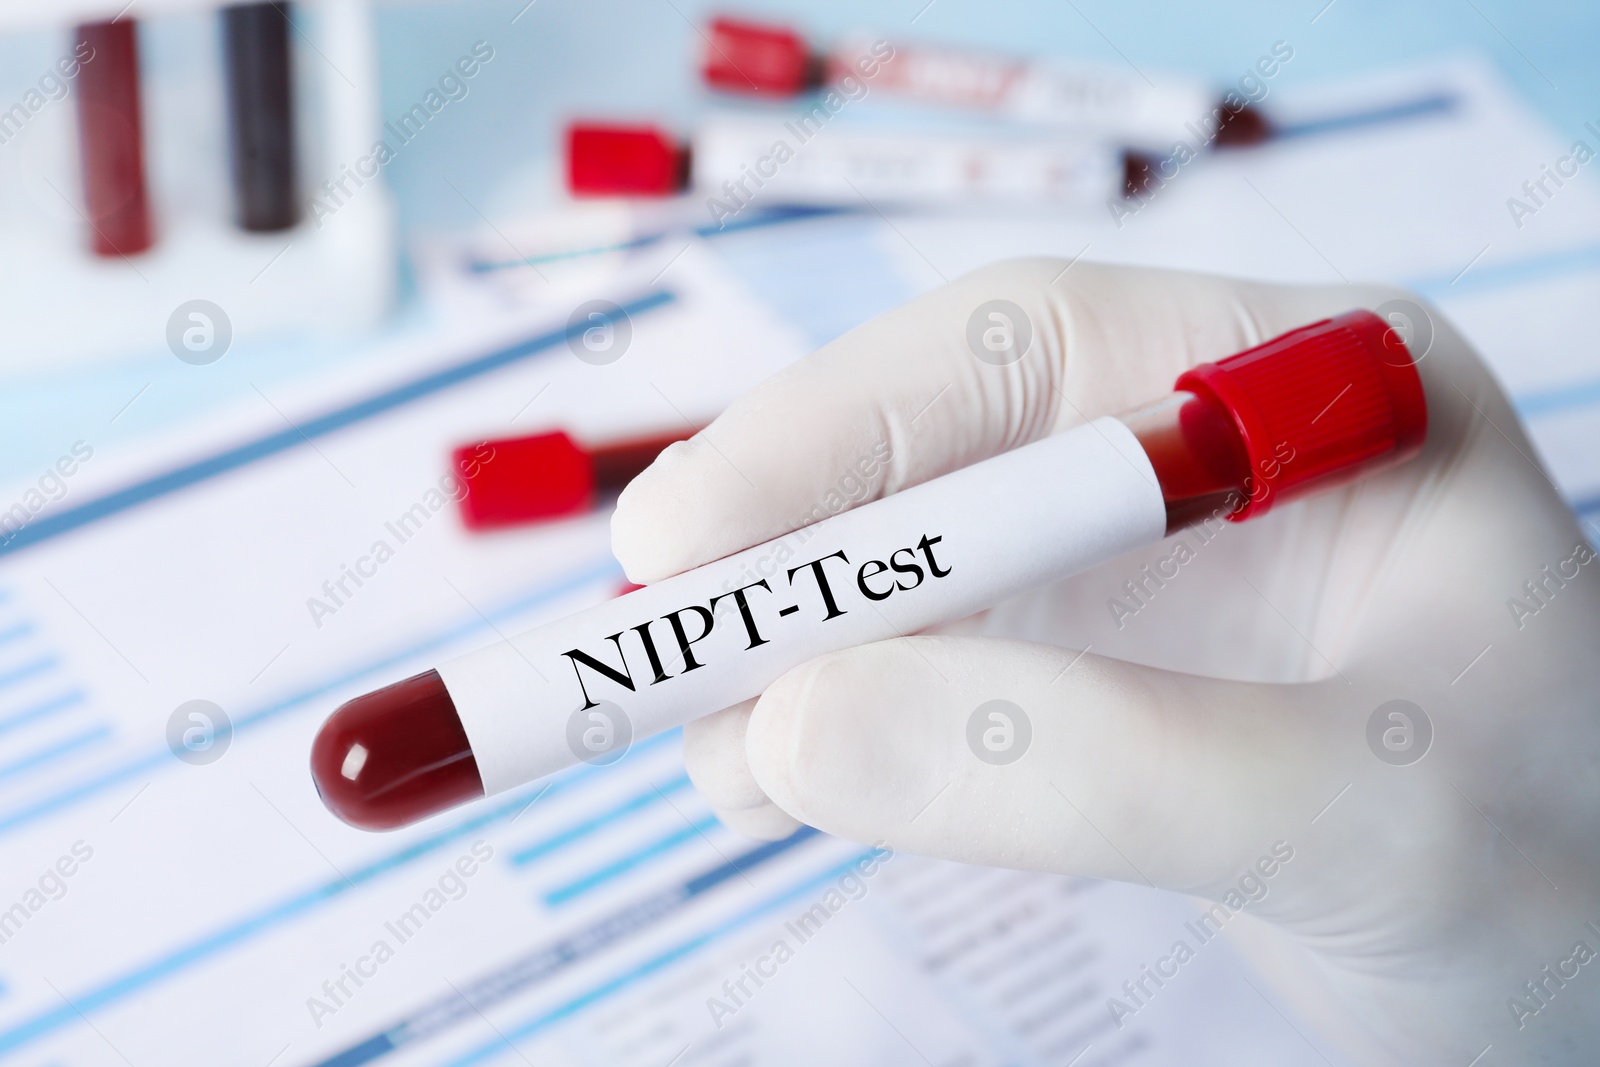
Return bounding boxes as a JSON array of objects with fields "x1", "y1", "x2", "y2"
[{"x1": 0, "y1": 0, "x2": 396, "y2": 369}]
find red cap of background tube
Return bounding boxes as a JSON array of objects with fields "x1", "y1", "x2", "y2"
[
  {"x1": 566, "y1": 124, "x2": 685, "y2": 196},
  {"x1": 1175, "y1": 309, "x2": 1427, "y2": 520},
  {"x1": 454, "y1": 433, "x2": 594, "y2": 529},
  {"x1": 703, "y1": 17, "x2": 813, "y2": 97},
  {"x1": 453, "y1": 427, "x2": 695, "y2": 531}
]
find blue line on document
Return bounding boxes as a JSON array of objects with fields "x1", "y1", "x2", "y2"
[
  {"x1": 0, "y1": 291, "x2": 675, "y2": 560},
  {"x1": 543, "y1": 814, "x2": 720, "y2": 906},
  {"x1": 310, "y1": 827, "x2": 822, "y2": 1067},
  {"x1": 0, "y1": 725, "x2": 109, "y2": 782},
  {"x1": 0, "y1": 558, "x2": 622, "y2": 838},
  {"x1": 0, "y1": 692, "x2": 83, "y2": 738},
  {"x1": 509, "y1": 774, "x2": 692, "y2": 867},
  {"x1": 0, "y1": 733, "x2": 680, "y2": 1056}
]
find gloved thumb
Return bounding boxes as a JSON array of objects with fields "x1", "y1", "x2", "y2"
[{"x1": 742, "y1": 635, "x2": 1341, "y2": 896}]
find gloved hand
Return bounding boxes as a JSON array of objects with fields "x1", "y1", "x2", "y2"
[{"x1": 611, "y1": 260, "x2": 1600, "y2": 1064}]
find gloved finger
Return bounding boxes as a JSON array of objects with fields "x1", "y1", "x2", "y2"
[
  {"x1": 612, "y1": 258, "x2": 1409, "y2": 585},
  {"x1": 682, "y1": 699, "x2": 801, "y2": 840},
  {"x1": 742, "y1": 634, "x2": 1337, "y2": 894}
]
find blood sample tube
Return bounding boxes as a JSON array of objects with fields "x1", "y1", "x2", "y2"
[
  {"x1": 454, "y1": 427, "x2": 697, "y2": 531},
  {"x1": 74, "y1": 20, "x2": 153, "y2": 257},
  {"x1": 222, "y1": 2, "x2": 300, "y2": 232},
  {"x1": 312, "y1": 310, "x2": 1426, "y2": 830},
  {"x1": 565, "y1": 120, "x2": 1127, "y2": 211},
  {"x1": 701, "y1": 16, "x2": 1266, "y2": 150}
]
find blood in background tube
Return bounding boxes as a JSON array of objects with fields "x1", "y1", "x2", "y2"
[
  {"x1": 310, "y1": 311, "x2": 1426, "y2": 831},
  {"x1": 588, "y1": 430, "x2": 699, "y2": 496},
  {"x1": 222, "y1": 2, "x2": 300, "y2": 232},
  {"x1": 74, "y1": 20, "x2": 153, "y2": 257}
]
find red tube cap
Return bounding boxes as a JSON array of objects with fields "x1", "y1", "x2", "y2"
[
  {"x1": 1175, "y1": 309, "x2": 1427, "y2": 520},
  {"x1": 455, "y1": 432, "x2": 594, "y2": 529},
  {"x1": 566, "y1": 124, "x2": 686, "y2": 197},
  {"x1": 454, "y1": 427, "x2": 696, "y2": 531},
  {"x1": 703, "y1": 17, "x2": 815, "y2": 97}
]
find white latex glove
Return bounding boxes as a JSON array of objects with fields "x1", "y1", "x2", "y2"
[{"x1": 611, "y1": 260, "x2": 1600, "y2": 1064}]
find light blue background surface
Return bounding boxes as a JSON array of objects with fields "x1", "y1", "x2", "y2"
[{"x1": 0, "y1": 0, "x2": 1596, "y2": 482}]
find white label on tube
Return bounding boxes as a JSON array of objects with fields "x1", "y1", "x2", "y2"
[
  {"x1": 836, "y1": 38, "x2": 1215, "y2": 147},
  {"x1": 439, "y1": 417, "x2": 1166, "y2": 796},
  {"x1": 691, "y1": 115, "x2": 1123, "y2": 210}
]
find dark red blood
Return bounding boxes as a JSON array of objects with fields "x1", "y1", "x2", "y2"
[
  {"x1": 310, "y1": 670, "x2": 483, "y2": 831},
  {"x1": 1213, "y1": 102, "x2": 1274, "y2": 147},
  {"x1": 1124, "y1": 391, "x2": 1252, "y2": 535},
  {"x1": 75, "y1": 20, "x2": 153, "y2": 257}
]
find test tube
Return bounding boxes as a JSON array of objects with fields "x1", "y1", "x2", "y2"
[
  {"x1": 74, "y1": 19, "x2": 153, "y2": 257},
  {"x1": 311, "y1": 310, "x2": 1426, "y2": 830},
  {"x1": 222, "y1": 2, "x2": 300, "y2": 232}
]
